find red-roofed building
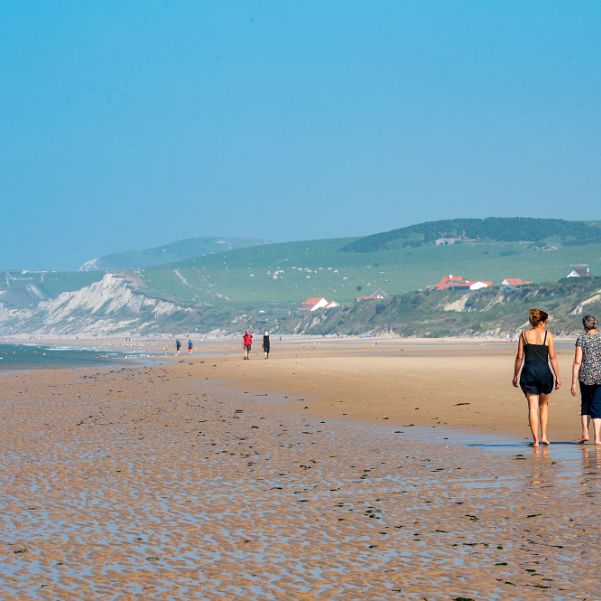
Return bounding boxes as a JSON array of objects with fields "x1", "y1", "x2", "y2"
[
  {"x1": 356, "y1": 289, "x2": 387, "y2": 301},
  {"x1": 501, "y1": 277, "x2": 532, "y2": 290},
  {"x1": 431, "y1": 274, "x2": 471, "y2": 290},
  {"x1": 299, "y1": 297, "x2": 331, "y2": 311},
  {"x1": 430, "y1": 274, "x2": 493, "y2": 291}
]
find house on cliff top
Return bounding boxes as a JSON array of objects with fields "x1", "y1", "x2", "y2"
[
  {"x1": 356, "y1": 289, "x2": 387, "y2": 301},
  {"x1": 430, "y1": 274, "x2": 492, "y2": 291},
  {"x1": 501, "y1": 277, "x2": 532, "y2": 289},
  {"x1": 299, "y1": 297, "x2": 339, "y2": 311},
  {"x1": 566, "y1": 265, "x2": 591, "y2": 278}
]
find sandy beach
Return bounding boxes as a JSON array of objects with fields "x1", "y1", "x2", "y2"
[{"x1": 1, "y1": 338, "x2": 600, "y2": 599}]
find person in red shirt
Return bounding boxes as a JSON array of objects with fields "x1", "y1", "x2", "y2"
[{"x1": 242, "y1": 330, "x2": 253, "y2": 360}]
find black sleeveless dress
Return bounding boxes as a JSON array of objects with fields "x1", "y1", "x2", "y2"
[{"x1": 519, "y1": 331, "x2": 554, "y2": 395}]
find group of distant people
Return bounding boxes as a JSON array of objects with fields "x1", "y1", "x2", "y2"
[
  {"x1": 172, "y1": 331, "x2": 272, "y2": 359},
  {"x1": 242, "y1": 330, "x2": 270, "y2": 360},
  {"x1": 174, "y1": 338, "x2": 193, "y2": 356},
  {"x1": 513, "y1": 308, "x2": 601, "y2": 447}
]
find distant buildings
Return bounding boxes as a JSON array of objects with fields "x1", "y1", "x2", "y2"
[
  {"x1": 434, "y1": 233, "x2": 473, "y2": 246},
  {"x1": 435, "y1": 237, "x2": 461, "y2": 246},
  {"x1": 299, "y1": 297, "x2": 339, "y2": 311},
  {"x1": 356, "y1": 289, "x2": 387, "y2": 301},
  {"x1": 501, "y1": 278, "x2": 532, "y2": 290},
  {"x1": 429, "y1": 274, "x2": 492, "y2": 291},
  {"x1": 566, "y1": 265, "x2": 591, "y2": 278},
  {"x1": 429, "y1": 274, "x2": 536, "y2": 291},
  {"x1": 468, "y1": 280, "x2": 493, "y2": 290}
]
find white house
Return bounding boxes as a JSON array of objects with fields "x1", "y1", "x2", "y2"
[
  {"x1": 566, "y1": 265, "x2": 591, "y2": 278},
  {"x1": 469, "y1": 280, "x2": 493, "y2": 291}
]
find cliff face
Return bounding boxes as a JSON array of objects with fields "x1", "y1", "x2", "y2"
[{"x1": 0, "y1": 274, "x2": 205, "y2": 335}]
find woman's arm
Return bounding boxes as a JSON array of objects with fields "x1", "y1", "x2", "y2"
[
  {"x1": 512, "y1": 333, "x2": 524, "y2": 387},
  {"x1": 571, "y1": 345, "x2": 583, "y2": 396},
  {"x1": 548, "y1": 332, "x2": 561, "y2": 389}
]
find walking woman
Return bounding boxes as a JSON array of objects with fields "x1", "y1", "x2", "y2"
[
  {"x1": 513, "y1": 308, "x2": 561, "y2": 446},
  {"x1": 571, "y1": 315, "x2": 601, "y2": 444}
]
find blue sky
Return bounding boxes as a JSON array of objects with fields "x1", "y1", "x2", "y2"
[{"x1": 1, "y1": 1, "x2": 600, "y2": 269}]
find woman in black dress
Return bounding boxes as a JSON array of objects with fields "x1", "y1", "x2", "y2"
[{"x1": 512, "y1": 308, "x2": 561, "y2": 446}]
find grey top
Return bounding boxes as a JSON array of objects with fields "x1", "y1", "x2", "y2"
[{"x1": 576, "y1": 332, "x2": 601, "y2": 385}]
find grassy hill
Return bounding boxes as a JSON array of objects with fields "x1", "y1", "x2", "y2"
[
  {"x1": 3, "y1": 218, "x2": 601, "y2": 337},
  {"x1": 137, "y1": 234, "x2": 601, "y2": 308},
  {"x1": 79, "y1": 236, "x2": 269, "y2": 271},
  {"x1": 342, "y1": 218, "x2": 601, "y2": 253}
]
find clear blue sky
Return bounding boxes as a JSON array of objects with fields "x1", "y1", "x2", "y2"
[{"x1": 2, "y1": 1, "x2": 600, "y2": 269}]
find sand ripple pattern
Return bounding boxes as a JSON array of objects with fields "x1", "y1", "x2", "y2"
[{"x1": 1, "y1": 365, "x2": 601, "y2": 599}]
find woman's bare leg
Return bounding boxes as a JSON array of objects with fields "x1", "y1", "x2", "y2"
[
  {"x1": 527, "y1": 394, "x2": 540, "y2": 446},
  {"x1": 593, "y1": 418, "x2": 601, "y2": 445},
  {"x1": 539, "y1": 394, "x2": 550, "y2": 444},
  {"x1": 580, "y1": 415, "x2": 591, "y2": 443}
]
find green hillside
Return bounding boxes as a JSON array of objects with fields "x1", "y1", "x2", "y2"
[
  {"x1": 288, "y1": 277, "x2": 601, "y2": 337},
  {"x1": 80, "y1": 236, "x2": 269, "y2": 271},
  {"x1": 342, "y1": 218, "x2": 601, "y2": 253},
  {"x1": 138, "y1": 234, "x2": 601, "y2": 308}
]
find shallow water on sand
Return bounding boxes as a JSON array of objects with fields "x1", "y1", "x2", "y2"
[
  {"x1": 0, "y1": 343, "x2": 152, "y2": 372},
  {"x1": 1, "y1": 366, "x2": 601, "y2": 599}
]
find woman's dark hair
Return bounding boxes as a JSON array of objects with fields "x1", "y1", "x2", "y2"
[
  {"x1": 583, "y1": 314, "x2": 598, "y2": 330},
  {"x1": 529, "y1": 308, "x2": 549, "y2": 327}
]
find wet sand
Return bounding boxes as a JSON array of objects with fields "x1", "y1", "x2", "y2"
[
  {"x1": 1, "y1": 339, "x2": 600, "y2": 599},
  {"x1": 207, "y1": 337, "x2": 581, "y2": 441}
]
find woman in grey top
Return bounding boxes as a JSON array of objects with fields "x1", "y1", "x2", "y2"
[{"x1": 571, "y1": 315, "x2": 601, "y2": 444}]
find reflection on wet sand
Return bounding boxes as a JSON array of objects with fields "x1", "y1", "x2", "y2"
[{"x1": 1, "y1": 363, "x2": 601, "y2": 599}]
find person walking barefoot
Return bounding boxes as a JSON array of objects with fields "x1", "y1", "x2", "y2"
[
  {"x1": 571, "y1": 315, "x2": 601, "y2": 444},
  {"x1": 242, "y1": 330, "x2": 253, "y2": 360},
  {"x1": 262, "y1": 331, "x2": 271, "y2": 359},
  {"x1": 513, "y1": 308, "x2": 561, "y2": 447}
]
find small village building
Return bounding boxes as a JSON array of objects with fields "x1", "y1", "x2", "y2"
[
  {"x1": 299, "y1": 297, "x2": 332, "y2": 311},
  {"x1": 501, "y1": 278, "x2": 532, "y2": 289},
  {"x1": 430, "y1": 274, "x2": 493, "y2": 291},
  {"x1": 356, "y1": 288, "x2": 387, "y2": 301},
  {"x1": 431, "y1": 274, "x2": 471, "y2": 290},
  {"x1": 435, "y1": 237, "x2": 460, "y2": 246},
  {"x1": 566, "y1": 265, "x2": 591, "y2": 278},
  {"x1": 325, "y1": 300, "x2": 340, "y2": 309},
  {"x1": 468, "y1": 280, "x2": 493, "y2": 291}
]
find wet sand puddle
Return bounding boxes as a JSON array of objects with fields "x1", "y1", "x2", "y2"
[{"x1": 1, "y1": 366, "x2": 601, "y2": 600}]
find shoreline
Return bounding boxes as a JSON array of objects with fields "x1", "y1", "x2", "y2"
[{"x1": 0, "y1": 336, "x2": 584, "y2": 441}]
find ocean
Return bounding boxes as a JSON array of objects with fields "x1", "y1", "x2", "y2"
[{"x1": 0, "y1": 343, "x2": 142, "y2": 372}]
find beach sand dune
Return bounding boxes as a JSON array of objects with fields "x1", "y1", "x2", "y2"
[{"x1": 1, "y1": 340, "x2": 599, "y2": 599}]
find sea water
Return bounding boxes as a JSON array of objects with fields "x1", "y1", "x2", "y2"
[{"x1": 0, "y1": 343, "x2": 137, "y2": 371}]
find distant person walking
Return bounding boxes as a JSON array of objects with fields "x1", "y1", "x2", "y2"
[
  {"x1": 175, "y1": 339, "x2": 181, "y2": 356},
  {"x1": 571, "y1": 315, "x2": 601, "y2": 444},
  {"x1": 263, "y1": 331, "x2": 271, "y2": 359},
  {"x1": 513, "y1": 308, "x2": 561, "y2": 447},
  {"x1": 243, "y1": 330, "x2": 253, "y2": 360},
  {"x1": 188, "y1": 339, "x2": 193, "y2": 354}
]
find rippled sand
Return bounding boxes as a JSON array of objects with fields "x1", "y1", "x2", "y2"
[{"x1": 1, "y1": 360, "x2": 600, "y2": 600}]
